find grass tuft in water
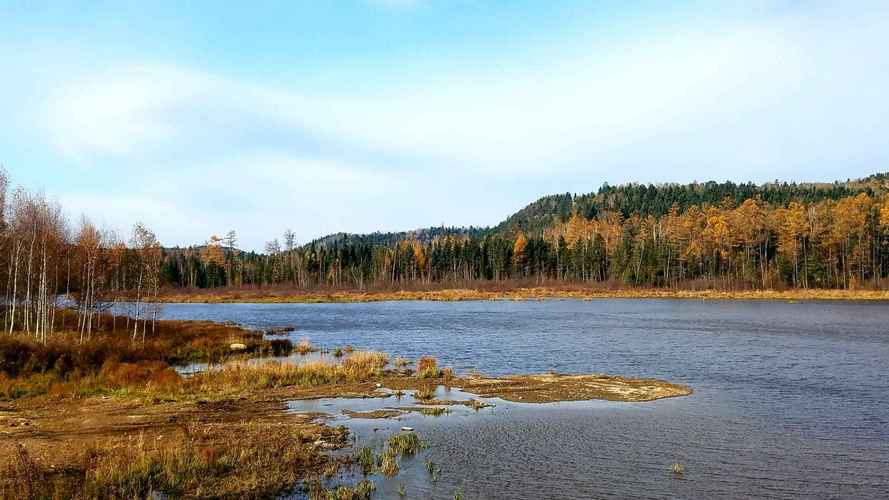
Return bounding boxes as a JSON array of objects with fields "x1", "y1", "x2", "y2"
[
  {"x1": 416, "y1": 356, "x2": 440, "y2": 379},
  {"x1": 387, "y1": 432, "x2": 421, "y2": 456},
  {"x1": 415, "y1": 385, "x2": 435, "y2": 401},
  {"x1": 295, "y1": 338, "x2": 315, "y2": 355},
  {"x1": 357, "y1": 447, "x2": 376, "y2": 475},
  {"x1": 379, "y1": 448, "x2": 399, "y2": 477},
  {"x1": 671, "y1": 462, "x2": 685, "y2": 475}
]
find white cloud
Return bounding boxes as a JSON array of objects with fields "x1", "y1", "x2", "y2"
[
  {"x1": 16, "y1": 1, "x2": 889, "y2": 248},
  {"x1": 40, "y1": 3, "x2": 889, "y2": 177}
]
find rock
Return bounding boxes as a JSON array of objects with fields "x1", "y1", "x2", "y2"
[
  {"x1": 401, "y1": 426, "x2": 414, "y2": 432},
  {"x1": 229, "y1": 343, "x2": 248, "y2": 351}
]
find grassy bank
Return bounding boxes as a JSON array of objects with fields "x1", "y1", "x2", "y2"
[
  {"x1": 0, "y1": 311, "x2": 292, "y2": 400},
  {"x1": 154, "y1": 285, "x2": 889, "y2": 304}
]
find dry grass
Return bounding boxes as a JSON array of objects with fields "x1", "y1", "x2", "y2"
[
  {"x1": 1, "y1": 422, "x2": 327, "y2": 498},
  {"x1": 309, "y1": 479, "x2": 375, "y2": 500},
  {"x1": 0, "y1": 314, "x2": 292, "y2": 401},
  {"x1": 379, "y1": 448, "x2": 399, "y2": 477},
  {"x1": 194, "y1": 360, "x2": 339, "y2": 393},
  {"x1": 155, "y1": 284, "x2": 889, "y2": 304},
  {"x1": 295, "y1": 338, "x2": 316, "y2": 355},
  {"x1": 415, "y1": 385, "x2": 435, "y2": 401},
  {"x1": 190, "y1": 351, "x2": 389, "y2": 395},
  {"x1": 416, "y1": 356, "x2": 439, "y2": 379},
  {"x1": 341, "y1": 351, "x2": 389, "y2": 381}
]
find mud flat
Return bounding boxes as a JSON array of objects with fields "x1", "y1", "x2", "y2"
[{"x1": 1, "y1": 357, "x2": 690, "y2": 498}]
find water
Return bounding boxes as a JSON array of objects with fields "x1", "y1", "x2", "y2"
[{"x1": 154, "y1": 299, "x2": 889, "y2": 499}]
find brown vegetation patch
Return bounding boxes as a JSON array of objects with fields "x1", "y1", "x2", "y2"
[
  {"x1": 342, "y1": 409, "x2": 405, "y2": 419},
  {"x1": 155, "y1": 284, "x2": 889, "y2": 304},
  {"x1": 458, "y1": 373, "x2": 693, "y2": 403},
  {"x1": 0, "y1": 393, "x2": 345, "y2": 498},
  {"x1": 0, "y1": 314, "x2": 292, "y2": 401}
]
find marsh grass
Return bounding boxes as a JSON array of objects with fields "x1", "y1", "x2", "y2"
[
  {"x1": 0, "y1": 314, "x2": 292, "y2": 401},
  {"x1": 414, "y1": 385, "x2": 435, "y2": 401},
  {"x1": 309, "y1": 479, "x2": 376, "y2": 500},
  {"x1": 356, "y1": 447, "x2": 376, "y2": 475},
  {"x1": 416, "y1": 356, "x2": 440, "y2": 379},
  {"x1": 387, "y1": 432, "x2": 421, "y2": 456},
  {"x1": 379, "y1": 448, "x2": 399, "y2": 477},
  {"x1": 671, "y1": 462, "x2": 685, "y2": 475},
  {"x1": 341, "y1": 351, "x2": 389, "y2": 381},
  {"x1": 2, "y1": 423, "x2": 324, "y2": 498},
  {"x1": 192, "y1": 350, "x2": 389, "y2": 395},
  {"x1": 295, "y1": 338, "x2": 316, "y2": 355},
  {"x1": 158, "y1": 285, "x2": 889, "y2": 305},
  {"x1": 424, "y1": 459, "x2": 440, "y2": 483}
]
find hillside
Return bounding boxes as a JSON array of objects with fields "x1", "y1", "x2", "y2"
[
  {"x1": 309, "y1": 173, "x2": 888, "y2": 245},
  {"x1": 496, "y1": 176, "x2": 887, "y2": 237}
]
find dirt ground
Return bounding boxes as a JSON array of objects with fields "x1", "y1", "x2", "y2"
[{"x1": 0, "y1": 371, "x2": 691, "y2": 495}]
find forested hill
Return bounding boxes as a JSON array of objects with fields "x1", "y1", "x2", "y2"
[
  {"x1": 496, "y1": 175, "x2": 888, "y2": 237},
  {"x1": 310, "y1": 174, "x2": 888, "y2": 245}
]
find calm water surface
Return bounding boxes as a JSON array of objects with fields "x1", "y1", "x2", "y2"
[{"x1": 156, "y1": 299, "x2": 889, "y2": 499}]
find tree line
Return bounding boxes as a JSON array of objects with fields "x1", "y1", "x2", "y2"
[
  {"x1": 3, "y1": 168, "x2": 889, "y2": 343},
  {"x1": 160, "y1": 188, "x2": 889, "y2": 291}
]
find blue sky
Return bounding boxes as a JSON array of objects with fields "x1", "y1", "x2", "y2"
[{"x1": 2, "y1": 1, "x2": 888, "y2": 250}]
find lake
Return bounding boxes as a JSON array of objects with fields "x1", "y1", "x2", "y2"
[{"x1": 155, "y1": 299, "x2": 889, "y2": 499}]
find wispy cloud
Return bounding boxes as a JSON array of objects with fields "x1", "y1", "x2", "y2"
[{"x1": 7, "y1": 2, "x2": 889, "y2": 248}]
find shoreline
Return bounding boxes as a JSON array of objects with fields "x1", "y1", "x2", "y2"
[
  {"x1": 0, "y1": 319, "x2": 691, "y2": 497},
  {"x1": 152, "y1": 286, "x2": 889, "y2": 304}
]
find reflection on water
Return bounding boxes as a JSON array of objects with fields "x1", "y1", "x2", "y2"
[{"x1": 151, "y1": 299, "x2": 889, "y2": 499}]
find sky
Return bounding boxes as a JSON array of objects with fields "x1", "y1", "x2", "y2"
[{"x1": 2, "y1": 1, "x2": 888, "y2": 250}]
